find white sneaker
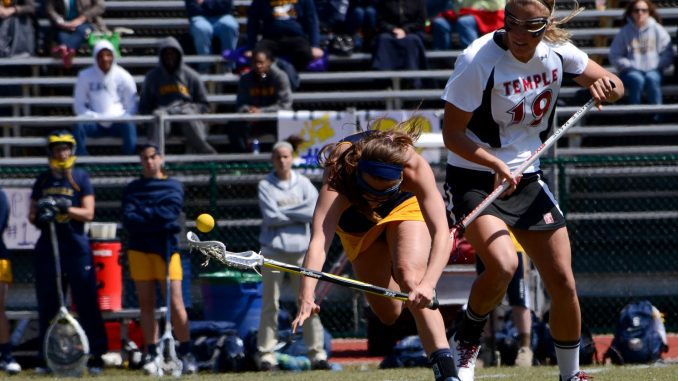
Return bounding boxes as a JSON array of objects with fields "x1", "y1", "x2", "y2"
[
  {"x1": 514, "y1": 346, "x2": 533, "y2": 367},
  {"x1": 450, "y1": 334, "x2": 480, "y2": 381},
  {"x1": 560, "y1": 371, "x2": 592, "y2": 381},
  {"x1": 143, "y1": 355, "x2": 164, "y2": 377},
  {"x1": 1, "y1": 358, "x2": 21, "y2": 375}
]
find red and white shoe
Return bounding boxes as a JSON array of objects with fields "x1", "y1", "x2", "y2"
[
  {"x1": 450, "y1": 334, "x2": 480, "y2": 381},
  {"x1": 561, "y1": 371, "x2": 593, "y2": 381}
]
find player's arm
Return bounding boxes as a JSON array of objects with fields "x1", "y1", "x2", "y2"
[
  {"x1": 403, "y1": 149, "x2": 451, "y2": 293},
  {"x1": 67, "y1": 194, "x2": 94, "y2": 222},
  {"x1": 573, "y1": 59, "x2": 624, "y2": 108},
  {"x1": 292, "y1": 182, "x2": 347, "y2": 331},
  {"x1": 442, "y1": 102, "x2": 517, "y2": 192}
]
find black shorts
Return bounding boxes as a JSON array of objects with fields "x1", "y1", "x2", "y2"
[{"x1": 444, "y1": 165, "x2": 566, "y2": 231}]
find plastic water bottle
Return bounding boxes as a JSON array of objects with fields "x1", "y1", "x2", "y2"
[
  {"x1": 277, "y1": 353, "x2": 299, "y2": 370},
  {"x1": 251, "y1": 139, "x2": 260, "y2": 154},
  {"x1": 295, "y1": 356, "x2": 311, "y2": 371}
]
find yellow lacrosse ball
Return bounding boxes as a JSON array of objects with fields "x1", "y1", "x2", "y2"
[{"x1": 196, "y1": 213, "x2": 215, "y2": 233}]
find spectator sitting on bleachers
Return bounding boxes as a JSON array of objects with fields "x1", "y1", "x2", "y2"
[
  {"x1": 431, "y1": 0, "x2": 506, "y2": 50},
  {"x1": 372, "y1": 0, "x2": 427, "y2": 87},
  {"x1": 45, "y1": 0, "x2": 106, "y2": 68},
  {"x1": 229, "y1": 47, "x2": 292, "y2": 152},
  {"x1": 245, "y1": 0, "x2": 325, "y2": 73},
  {"x1": 609, "y1": 0, "x2": 673, "y2": 106},
  {"x1": 0, "y1": 0, "x2": 36, "y2": 57},
  {"x1": 72, "y1": 40, "x2": 138, "y2": 156},
  {"x1": 139, "y1": 37, "x2": 217, "y2": 154},
  {"x1": 185, "y1": 0, "x2": 239, "y2": 73}
]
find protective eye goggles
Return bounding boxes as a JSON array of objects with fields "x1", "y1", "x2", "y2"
[
  {"x1": 504, "y1": 10, "x2": 550, "y2": 37},
  {"x1": 356, "y1": 173, "x2": 402, "y2": 197}
]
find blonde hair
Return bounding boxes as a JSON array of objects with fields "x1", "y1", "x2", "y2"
[
  {"x1": 508, "y1": 0, "x2": 584, "y2": 44},
  {"x1": 318, "y1": 117, "x2": 423, "y2": 222}
]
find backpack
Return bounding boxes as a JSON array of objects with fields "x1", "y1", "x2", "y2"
[
  {"x1": 379, "y1": 335, "x2": 428, "y2": 368},
  {"x1": 497, "y1": 310, "x2": 596, "y2": 366},
  {"x1": 190, "y1": 321, "x2": 246, "y2": 372},
  {"x1": 604, "y1": 300, "x2": 668, "y2": 364}
]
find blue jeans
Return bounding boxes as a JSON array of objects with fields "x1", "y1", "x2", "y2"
[
  {"x1": 431, "y1": 15, "x2": 478, "y2": 50},
  {"x1": 190, "y1": 14, "x2": 239, "y2": 71},
  {"x1": 620, "y1": 69, "x2": 663, "y2": 105},
  {"x1": 56, "y1": 22, "x2": 93, "y2": 49},
  {"x1": 73, "y1": 122, "x2": 137, "y2": 155},
  {"x1": 347, "y1": 5, "x2": 377, "y2": 35}
]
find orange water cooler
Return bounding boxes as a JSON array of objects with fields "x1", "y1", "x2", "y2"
[{"x1": 91, "y1": 240, "x2": 123, "y2": 311}]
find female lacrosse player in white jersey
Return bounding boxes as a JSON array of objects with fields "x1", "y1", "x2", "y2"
[{"x1": 441, "y1": 0, "x2": 624, "y2": 380}]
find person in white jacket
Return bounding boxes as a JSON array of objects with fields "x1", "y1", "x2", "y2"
[
  {"x1": 255, "y1": 141, "x2": 331, "y2": 371},
  {"x1": 72, "y1": 39, "x2": 138, "y2": 155}
]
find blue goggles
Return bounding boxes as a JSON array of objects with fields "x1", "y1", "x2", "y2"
[{"x1": 356, "y1": 173, "x2": 402, "y2": 197}]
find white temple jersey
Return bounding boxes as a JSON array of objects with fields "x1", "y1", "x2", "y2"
[{"x1": 441, "y1": 31, "x2": 588, "y2": 173}]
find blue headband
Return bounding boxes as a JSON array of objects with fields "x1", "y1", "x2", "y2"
[{"x1": 357, "y1": 160, "x2": 403, "y2": 180}]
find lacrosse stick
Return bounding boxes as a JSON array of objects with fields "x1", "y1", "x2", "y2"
[
  {"x1": 186, "y1": 232, "x2": 439, "y2": 309},
  {"x1": 44, "y1": 221, "x2": 90, "y2": 377},
  {"x1": 156, "y1": 252, "x2": 183, "y2": 377},
  {"x1": 449, "y1": 97, "x2": 596, "y2": 245}
]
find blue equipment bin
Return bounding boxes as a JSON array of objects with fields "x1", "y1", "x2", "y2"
[{"x1": 200, "y1": 270, "x2": 263, "y2": 338}]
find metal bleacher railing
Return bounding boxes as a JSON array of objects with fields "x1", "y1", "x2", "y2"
[{"x1": 3, "y1": 105, "x2": 678, "y2": 157}]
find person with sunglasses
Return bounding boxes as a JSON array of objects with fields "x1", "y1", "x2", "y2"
[
  {"x1": 610, "y1": 0, "x2": 673, "y2": 107},
  {"x1": 291, "y1": 120, "x2": 460, "y2": 381},
  {"x1": 440, "y1": 0, "x2": 624, "y2": 380}
]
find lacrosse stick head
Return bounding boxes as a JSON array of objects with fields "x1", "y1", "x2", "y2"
[
  {"x1": 186, "y1": 232, "x2": 264, "y2": 270},
  {"x1": 44, "y1": 308, "x2": 90, "y2": 377},
  {"x1": 157, "y1": 333, "x2": 183, "y2": 377}
]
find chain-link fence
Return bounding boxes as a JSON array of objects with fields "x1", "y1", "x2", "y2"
[
  {"x1": 2, "y1": 155, "x2": 677, "y2": 338},
  {"x1": 543, "y1": 154, "x2": 678, "y2": 333}
]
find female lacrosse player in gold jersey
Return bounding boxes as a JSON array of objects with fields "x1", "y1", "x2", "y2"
[{"x1": 292, "y1": 119, "x2": 460, "y2": 381}]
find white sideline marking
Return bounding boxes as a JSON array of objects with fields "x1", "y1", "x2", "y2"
[{"x1": 476, "y1": 367, "x2": 609, "y2": 379}]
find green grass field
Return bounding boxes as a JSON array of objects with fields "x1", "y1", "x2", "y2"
[{"x1": 10, "y1": 363, "x2": 678, "y2": 380}]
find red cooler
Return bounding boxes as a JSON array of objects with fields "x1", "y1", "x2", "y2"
[{"x1": 91, "y1": 240, "x2": 123, "y2": 311}]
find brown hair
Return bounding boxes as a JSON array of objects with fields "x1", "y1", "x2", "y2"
[
  {"x1": 318, "y1": 117, "x2": 423, "y2": 221},
  {"x1": 623, "y1": 0, "x2": 661, "y2": 24}
]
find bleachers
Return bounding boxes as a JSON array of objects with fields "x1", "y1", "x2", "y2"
[{"x1": 1, "y1": 1, "x2": 677, "y2": 135}]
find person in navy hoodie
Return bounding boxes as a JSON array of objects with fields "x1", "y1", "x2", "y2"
[
  {"x1": 0, "y1": 189, "x2": 21, "y2": 375},
  {"x1": 121, "y1": 143, "x2": 196, "y2": 375}
]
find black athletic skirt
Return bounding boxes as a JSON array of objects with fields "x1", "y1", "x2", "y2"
[{"x1": 444, "y1": 165, "x2": 566, "y2": 231}]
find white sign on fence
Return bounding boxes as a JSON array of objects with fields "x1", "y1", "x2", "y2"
[
  {"x1": 2, "y1": 188, "x2": 39, "y2": 250},
  {"x1": 277, "y1": 110, "x2": 444, "y2": 171}
]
